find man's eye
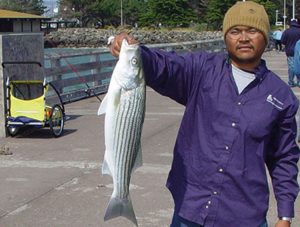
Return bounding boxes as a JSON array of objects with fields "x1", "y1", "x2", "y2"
[
  {"x1": 230, "y1": 30, "x2": 240, "y2": 35},
  {"x1": 248, "y1": 29, "x2": 258, "y2": 34}
]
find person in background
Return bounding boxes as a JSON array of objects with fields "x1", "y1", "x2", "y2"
[
  {"x1": 273, "y1": 28, "x2": 283, "y2": 51},
  {"x1": 109, "y1": 1, "x2": 299, "y2": 227},
  {"x1": 281, "y1": 19, "x2": 300, "y2": 87},
  {"x1": 294, "y1": 39, "x2": 300, "y2": 75}
]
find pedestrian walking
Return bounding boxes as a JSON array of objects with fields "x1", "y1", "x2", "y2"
[
  {"x1": 281, "y1": 19, "x2": 300, "y2": 87},
  {"x1": 109, "y1": 1, "x2": 299, "y2": 227},
  {"x1": 273, "y1": 28, "x2": 283, "y2": 51},
  {"x1": 294, "y1": 39, "x2": 300, "y2": 75}
]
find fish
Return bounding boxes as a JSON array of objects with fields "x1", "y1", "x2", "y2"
[{"x1": 97, "y1": 38, "x2": 145, "y2": 226}]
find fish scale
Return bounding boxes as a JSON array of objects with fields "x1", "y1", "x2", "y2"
[{"x1": 115, "y1": 89, "x2": 144, "y2": 197}]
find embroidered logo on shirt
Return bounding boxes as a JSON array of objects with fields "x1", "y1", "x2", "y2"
[{"x1": 266, "y1": 94, "x2": 284, "y2": 110}]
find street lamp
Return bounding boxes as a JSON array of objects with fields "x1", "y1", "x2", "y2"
[
  {"x1": 120, "y1": 0, "x2": 123, "y2": 26},
  {"x1": 283, "y1": 0, "x2": 287, "y2": 30},
  {"x1": 292, "y1": 0, "x2": 295, "y2": 20}
]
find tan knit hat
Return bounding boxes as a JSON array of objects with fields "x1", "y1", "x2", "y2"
[{"x1": 223, "y1": 1, "x2": 270, "y2": 42}]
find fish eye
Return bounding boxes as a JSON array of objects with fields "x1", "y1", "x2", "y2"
[{"x1": 131, "y1": 57, "x2": 138, "y2": 65}]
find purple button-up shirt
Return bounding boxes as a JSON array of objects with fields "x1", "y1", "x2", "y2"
[{"x1": 140, "y1": 46, "x2": 300, "y2": 227}]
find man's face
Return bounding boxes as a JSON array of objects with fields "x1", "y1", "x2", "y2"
[{"x1": 225, "y1": 26, "x2": 267, "y2": 70}]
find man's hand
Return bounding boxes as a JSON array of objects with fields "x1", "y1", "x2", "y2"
[
  {"x1": 275, "y1": 220, "x2": 291, "y2": 227},
  {"x1": 108, "y1": 32, "x2": 138, "y2": 58}
]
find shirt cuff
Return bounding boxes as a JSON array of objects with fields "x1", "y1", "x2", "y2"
[{"x1": 277, "y1": 200, "x2": 295, "y2": 218}]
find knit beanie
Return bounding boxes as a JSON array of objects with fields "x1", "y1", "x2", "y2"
[{"x1": 223, "y1": 1, "x2": 270, "y2": 42}]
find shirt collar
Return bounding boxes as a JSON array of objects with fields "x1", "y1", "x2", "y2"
[
  {"x1": 226, "y1": 55, "x2": 269, "y2": 80},
  {"x1": 254, "y1": 59, "x2": 269, "y2": 80}
]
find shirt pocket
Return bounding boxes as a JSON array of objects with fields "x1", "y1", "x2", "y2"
[
  {"x1": 246, "y1": 105, "x2": 279, "y2": 157},
  {"x1": 247, "y1": 104, "x2": 279, "y2": 136}
]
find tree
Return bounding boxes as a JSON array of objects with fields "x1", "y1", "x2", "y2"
[
  {"x1": 0, "y1": 0, "x2": 46, "y2": 15},
  {"x1": 187, "y1": 0, "x2": 209, "y2": 20},
  {"x1": 139, "y1": 0, "x2": 197, "y2": 27},
  {"x1": 92, "y1": 0, "x2": 121, "y2": 27},
  {"x1": 56, "y1": 0, "x2": 286, "y2": 29},
  {"x1": 58, "y1": 0, "x2": 121, "y2": 27},
  {"x1": 253, "y1": 0, "x2": 277, "y2": 26},
  {"x1": 122, "y1": 0, "x2": 143, "y2": 27},
  {"x1": 204, "y1": 0, "x2": 236, "y2": 30},
  {"x1": 204, "y1": 0, "x2": 281, "y2": 30}
]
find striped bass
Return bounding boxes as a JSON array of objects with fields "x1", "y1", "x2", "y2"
[{"x1": 97, "y1": 38, "x2": 145, "y2": 226}]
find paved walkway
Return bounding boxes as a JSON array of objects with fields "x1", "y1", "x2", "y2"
[{"x1": 0, "y1": 50, "x2": 299, "y2": 227}]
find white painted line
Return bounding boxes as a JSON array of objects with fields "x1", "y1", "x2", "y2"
[
  {"x1": 145, "y1": 118, "x2": 160, "y2": 121},
  {"x1": 0, "y1": 160, "x2": 100, "y2": 169},
  {"x1": 1, "y1": 160, "x2": 298, "y2": 183},
  {"x1": 7, "y1": 204, "x2": 30, "y2": 216},
  {"x1": 67, "y1": 110, "x2": 184, "y2": 116},
  {"x1": 5, "y1": 178, "x2": 28, "y2": 182},
  {"x1": 146, "y1": 112, "x2": 183, "y2": 116},
  {"x1": 0, "y1": 160, "x2": 171, "y2": 174}
]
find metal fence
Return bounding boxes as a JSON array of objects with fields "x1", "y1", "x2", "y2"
[{"x1": 44, "y1": 38, "x2": 225, "y2": 104}]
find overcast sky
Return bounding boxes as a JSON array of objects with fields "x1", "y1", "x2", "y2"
[{"x1": 43, "y1": 0, "x2": 58, "y2": 17}]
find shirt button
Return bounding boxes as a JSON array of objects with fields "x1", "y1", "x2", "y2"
[
  {"x1": 237, "y1": 102, "x2": 242, "y2": 105},
  {"x1": 231, "y1": 122, "x2": 236, "y2": 127},
  {"x1": 219, "y1": 168, "x2": 224, "y2": 173},
  {"x1": 213, "y1": 191, "x2": 218, "y2": 195},
  {"x1": 205, "y1": 205, "x2": 209, "y2": 209},
  {"x1": 208, "y1": 201, "x2": 212, "y2": 204},
  {"x1": 225, "y1": 145, "x2": 229, "y2": 150}
]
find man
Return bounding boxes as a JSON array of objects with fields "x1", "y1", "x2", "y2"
[
  {"x1": 110, "y1": 1, "x2": 299, "y2": 227},
  {"x1": 273, "y1": 28, "x2": 283, "y2": 51},
  {"x1": 281, "y1": 19, "x2": 300, "y2": 87}
]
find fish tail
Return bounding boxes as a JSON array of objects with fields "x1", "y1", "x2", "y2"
[{"x1": 104, "y1": 195, "x2": 138, "y2": 226}]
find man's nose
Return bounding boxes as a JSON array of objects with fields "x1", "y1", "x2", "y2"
[{"x1": 239, "y1": 31, "x2": 250, "y2": 41}]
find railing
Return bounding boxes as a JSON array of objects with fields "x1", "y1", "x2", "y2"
[
  {"x1": 44, "y1": 38, "x2": 225, "y2": 103},
  {"x1": 44, "y1": 49, "x2": 115, "y2": 103}
]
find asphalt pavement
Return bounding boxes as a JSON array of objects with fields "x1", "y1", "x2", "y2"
[{"x1": 0, "y1": 50, "x2": 299, "y2": 227}]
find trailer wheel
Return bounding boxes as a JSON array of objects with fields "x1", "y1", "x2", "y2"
[
  {"x1": 8, "y1": 126, "x2": 19, "y2": 136},
  {"x1": 49, "y1": 105, "x2": 64, "y2": 137}
]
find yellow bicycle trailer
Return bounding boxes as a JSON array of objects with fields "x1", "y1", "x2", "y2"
[{"x1": 3, "y1": 61, "x2": 65, "y2": 137}]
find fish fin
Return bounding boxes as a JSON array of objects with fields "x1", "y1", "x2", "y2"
[
  {"x1": 132, "y1": 145, "x2": 143, "y2": 173},
  {"x1": 97, "y1": 95, "x2": 108, "y2": 115},
  {"x1": 102, "y1": 158, "x2": 112, "y2": 176},
  {"x1": 104, "y1": 195, "x2": 138, "y2": 226}
]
